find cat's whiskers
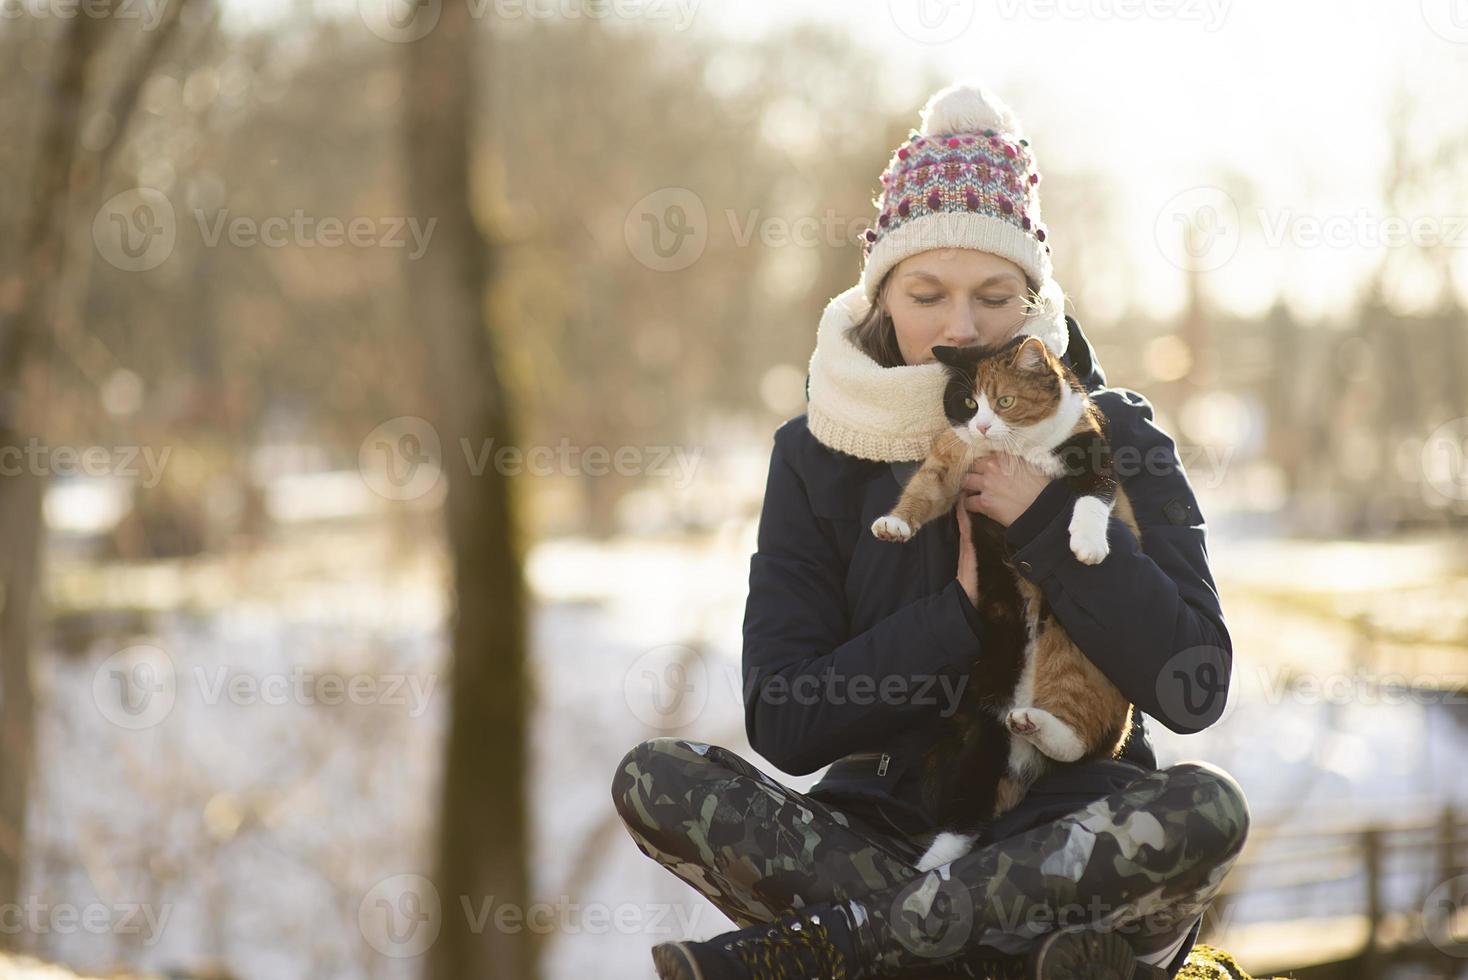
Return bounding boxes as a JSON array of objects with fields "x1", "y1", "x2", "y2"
[{"x1": 994, "y1": 430, "x2": 1024, "y2": 460}]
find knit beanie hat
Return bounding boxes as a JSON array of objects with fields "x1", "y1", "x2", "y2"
[{"x1": 858, "y1": 79, "x2": 1069, "y2": 359}]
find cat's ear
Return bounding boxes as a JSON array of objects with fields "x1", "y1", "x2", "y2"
[
  {"x1": 930, "y1": 344, "x2": 961, "y2": 367},
  {"x1": 1010, "y1": 335, "x2": 1050, "y2": 371}
]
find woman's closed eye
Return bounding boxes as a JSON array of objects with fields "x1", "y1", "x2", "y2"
[{"x1": 910, "y1": 294, "x2": 1016, "y2": 307}]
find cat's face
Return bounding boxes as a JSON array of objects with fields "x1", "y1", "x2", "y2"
[{"x1": 932, "y1": 335, "x2": 1072, "y2": 451}]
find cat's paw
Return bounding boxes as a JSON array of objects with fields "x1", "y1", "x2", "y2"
[
  {"x1": 1006, "y1": 708, "x2": 1040, "y2": 736},
  {"x1": 870, "y1": 515, "x2": 913, "y2": 542},
  {"x1": 1008, "y1": 707, "x2": 1086, "y2": 762},
  {"x1": 1068, "y1": 497, "x2": 1111, "y2": 564},
  {"x1": 1069, "y1": 528, "x2": 1109, "y2": 564},
  {"x1": 915, "y1": 832, "x2": 977, "y2": 872}
]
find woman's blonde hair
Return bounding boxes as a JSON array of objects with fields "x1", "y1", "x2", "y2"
[{"x1": 844, "y1": 269, "x2": 905, "y2": 368}]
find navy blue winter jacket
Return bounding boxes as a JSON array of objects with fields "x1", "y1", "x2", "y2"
[{"x1": 740, "y1": 314, "x2": 1232, "y2": 827}]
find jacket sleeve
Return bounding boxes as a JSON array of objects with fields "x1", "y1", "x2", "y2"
[
  {"x1": 742, "y1": 422, "x2": 985, "y2": 776},
  {"x1": 1000, "y1": 388, "x2": 1232, "y2": 735}
]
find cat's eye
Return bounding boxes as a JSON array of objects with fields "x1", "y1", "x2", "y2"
[
  {"x1": 996, "y1": 394, "x2": 1016, "y2": 409},
  {"x1": 963, "y1": 396, "x2": 977, "y2": 411}
]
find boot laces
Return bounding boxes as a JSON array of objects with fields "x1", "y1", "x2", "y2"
[{"x1": 721, "y1": 910, "x2": 849, "y2": 980}]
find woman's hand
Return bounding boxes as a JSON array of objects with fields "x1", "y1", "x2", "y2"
[
  {"x1": 961, "y1": 452, "x2": 1052, "y2": 528},
  {"x1": 954, "y1": 499, "x2": 978, "y2": 608}
]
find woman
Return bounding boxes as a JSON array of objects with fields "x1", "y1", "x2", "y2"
[{"x1": 611, "y1": 79, "x2": 1249, "y2": 980}]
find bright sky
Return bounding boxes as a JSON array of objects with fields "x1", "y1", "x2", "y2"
[
  {"x1": 690, "y1": 0, "x2": 1468, "y2": 323},
  {"x1": 220, "y1": 0, "x2": 1468, "y2": 322}
]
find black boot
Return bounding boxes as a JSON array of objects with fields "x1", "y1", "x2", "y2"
[
  {"x1": 651, "y1": 902, "x2": 870, "y2": 980},
  {"x1": 1025, "y1": 927, "x2": 1169, "y2": 980}
]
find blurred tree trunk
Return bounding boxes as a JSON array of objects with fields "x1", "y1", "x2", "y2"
[
  {"x1": 1, "y1": 0, "x2": 192, "y2": 922},
  {"x1": 0, "y1": 8, "x2": 109, "y2": 924},
  {"x1": 404, "y1": 5, "x2": 534, "y2": 980}
]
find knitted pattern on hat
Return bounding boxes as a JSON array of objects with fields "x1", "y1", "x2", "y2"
[{"x1": 858, "y1": 79, "x2": 1069, "y2": 360}]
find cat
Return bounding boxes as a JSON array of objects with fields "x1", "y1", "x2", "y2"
[{"x1": 868, "y1": 333, "x2": 1138, "y2": 872}]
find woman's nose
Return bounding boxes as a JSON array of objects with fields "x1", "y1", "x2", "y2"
[{"x1": 942, "y1": 315, "x2": 979, "y2": 346}]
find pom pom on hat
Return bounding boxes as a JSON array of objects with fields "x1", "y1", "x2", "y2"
[
  {"x1": 919, "y1": 80, "x2": 1023, "y2": 138},
  {"x1": 858, "y1": 77, "x2": 1067, "y2": 358}
]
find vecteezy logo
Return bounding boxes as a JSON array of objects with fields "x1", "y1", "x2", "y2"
[
  {"x1": 93, "y1": 189, "x2": 177, "y2": 272},
  {"x1": 624, "y1": 188, "x2": 708, "y2": 272},
  {"x1": 1422, "y1": 416, "x2": 1468, "y2": 501},
  {"x1": 359, "y1": 874, "x2": 442, "y2": 958},
  {"x1": 92, "y1": 645, "x2": 177, "y2": 730},
  {"x1": 359, "y1": 416, "x2": 443, "y2": 502},
  {"x1": 1155, "y1": 645, "x2": 1236, "y2": 730},
  {"x1": 1421, "y1": 0, "x2": 1468, "y2": 43},
  {"x1": 1154, "y1": 186, "x2": 1240, "y2": 273},
  {"x1": 623, "y1": 644, "x2": 709, "y2": 731},
  {"x1": 358, "y1": 0, "x2": 442, "y2": 43},
  {"x1": 1423, "y1": 873, "x2": 1468, "y2": 955},
  {"x1": 888, "y1": 0, "x2": 976, "y2": 44},
  {"x1": 890, "y1": 871, "x2": 974, "y2": 959}
]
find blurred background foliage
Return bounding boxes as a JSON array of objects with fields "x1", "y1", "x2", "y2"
[{"x1": 3, "y1": 2, "x2": 1468, "y2": 978}]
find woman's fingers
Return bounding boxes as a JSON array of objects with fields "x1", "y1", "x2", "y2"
[
  {"x1": 965, "y1": 452, "x2": 1020, "y2": 493},
  {"x1": 955, "y1": 499, "x2": 979, "y2": 607},
  {"x1": 967, "y1": 454, "x2": 998, "y2": 483}
]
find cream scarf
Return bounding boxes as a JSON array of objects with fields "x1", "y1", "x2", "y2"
[{"x1": 805, "y1": 283, "x2": 949, "y2": 462}]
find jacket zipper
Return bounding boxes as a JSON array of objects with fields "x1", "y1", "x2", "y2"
[{"x1": 843, "y1": 752, "x2": 891, "y2": 775}]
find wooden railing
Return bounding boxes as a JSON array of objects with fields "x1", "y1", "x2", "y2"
[{"x1": 1207, "y1": 805, "x2": 1468, "y2": 978}]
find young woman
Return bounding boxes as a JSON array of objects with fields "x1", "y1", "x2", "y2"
[{"x1": 611, "y1": 80, "x2": 1249, "y2": 980}]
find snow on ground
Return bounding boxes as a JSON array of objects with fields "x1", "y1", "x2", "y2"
[{"x1": 21, "y1": 516, "x2": 1468, "y2": 978}]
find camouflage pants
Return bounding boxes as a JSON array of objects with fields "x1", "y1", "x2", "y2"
[{"x1": 611, "y1": 738, "x2": 1250, "y2": 978}]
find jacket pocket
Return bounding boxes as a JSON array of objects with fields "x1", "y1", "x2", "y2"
[{"x1": 813, "y1": 749, "x2": 910, "y2": 795}]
